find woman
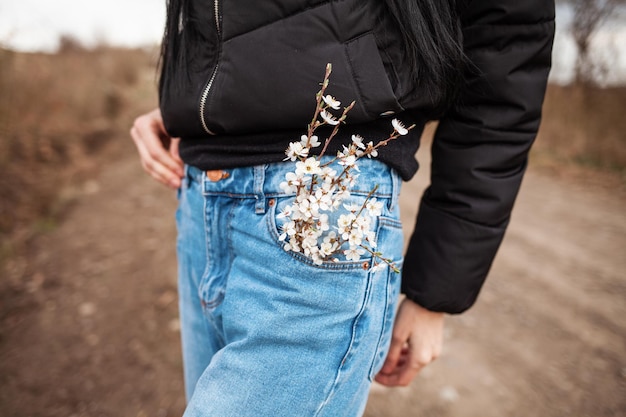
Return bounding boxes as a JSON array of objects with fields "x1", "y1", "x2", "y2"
[{"x1": 131, "y1": 0, "x2": 555, "y2": 415}]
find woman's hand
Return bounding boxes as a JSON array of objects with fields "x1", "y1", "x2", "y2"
[
  {"x1": 375, "y1": 298, "x2": 444, "y2": 387},
  {"x1": 130, "y1": 108, "x2": 184, "y2": 189}
]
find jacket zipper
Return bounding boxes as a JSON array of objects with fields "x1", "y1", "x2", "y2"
[{"x1": 199, "y1": 0, "x2": 221, "y2": 135}]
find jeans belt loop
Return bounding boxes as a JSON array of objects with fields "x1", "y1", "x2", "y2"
[{"x1": 254, "y1": 165, "x2": 267, "y2": 214}]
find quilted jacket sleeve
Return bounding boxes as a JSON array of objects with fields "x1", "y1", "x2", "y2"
[{"x1": 401, "y1": 0, "x2": 555, "y2": 313}]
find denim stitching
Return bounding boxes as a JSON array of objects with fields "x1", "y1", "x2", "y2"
[
  {"x1": 378, "y1": 216, "x2": 402, "y2": 230},
  {"x1": 202, "y1": 190, "x2": 394, "y2": 199},
  {"x1": 313, "y1": 266, "x2": 374, "y2": 417},
  {"x1": 225, "y1": 198, "x2": 239, "y2": 282},
  {"x1": 367, "y1": 266, "x2": 391, "y2": 381},
  {"x1": 366, "y1": 217, "x2": 394, "y2": 381},
  {"x1": 198, "y1": 174, "x2": 214, "y2": 305},
  {"x1": 366, "y1": 218, "x2": 402, "y2": 381}
]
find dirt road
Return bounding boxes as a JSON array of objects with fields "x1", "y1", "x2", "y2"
[{"x1": 1, "y1": 138, "x2": 624, "y2": 417}]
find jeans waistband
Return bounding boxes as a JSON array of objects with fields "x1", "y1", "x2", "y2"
[{"x1": 185, "y1": 157, "x2": 401, "y2": 212}]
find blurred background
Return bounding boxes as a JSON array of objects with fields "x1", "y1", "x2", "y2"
[{"x1": 0, "y1": 1, "x2": 624, "y2": 416}]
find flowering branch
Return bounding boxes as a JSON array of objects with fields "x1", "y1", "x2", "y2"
[
  {"x1": 279, "y1": 63, "x2": 414, "y2": 271},
  {"x1": 318, "y1": 100, "x2": 355, "y2": 158}
]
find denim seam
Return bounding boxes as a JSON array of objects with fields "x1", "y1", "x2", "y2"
[
  {"x1": 313, "y1": 268, "x2": 374, "y2": 417},
  {"x1": 366, "y1": 260, "x2": 402, "y2": 381},
  {"x1": 202, "y1": 190, "x2": 394, "y2": 199},
  {"x1": 203, "y1": 200, "x2": 240, "y2": 342},
  {"x1": 222, "y1": 198, "x2": 239, "y2": 311},
  {"x1": 366, "y1": 219, "x2": 397, "y2": 381},
  {"x1": 203, "y1": 192, "x2": 258, "y2": 198},
  {"x1": 200, "y1": 199, "x2": 240, "y2": 312},
  {"x1": 366, "y1": 217, "x2": 403, "y2": 380},
  {"x1": 198, "y1": 175, "x2": 213, "y2": 304},
  {"x1": 204, "y1": 309, "x2": 226, "y2": 348},
  {"x1": 226, "y1": 199, "x2": 238, "y2": 275},
  {"x1": 367, "y1": 268, "x2": 391, "y2": 381},
  {"x1": 378, "y1": 216, "x2": 402, "y2": 230}
]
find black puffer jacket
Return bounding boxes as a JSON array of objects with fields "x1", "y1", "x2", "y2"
[
  {"x1": 160, "y1": 0, "x2": 555, "y2": 314},
  {"x1": 160, "y1": 0, "x2": 431, "y2": 137}
]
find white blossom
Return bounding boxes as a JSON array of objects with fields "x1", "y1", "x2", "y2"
[
  {"x1": 279, "y1": 172, "x2": 301, "y2": 194},
  {"x1": 276, "y1": 204, "x2": 293, "y2": 220},
  {"x1": 295, "y1": 157, "x2": 322, "y2": 177},
  {"x1": 298, "y1": 198, "x2": 317, "y2": 219},
  {"x1": 370, "y1": 262, "x2": 387, "y2": 273},
  {"x1": 323, "y1": 231, "x2": 337, "y2": 243},
  {"x1": 321, "y1": 167, "x2": 337, "y2": 183},
  {"x1": 319, "y1": 241, "x2": 336, "y2": 257},
  {"x1": 351, "y1": 134, "x2": 366, "y2": 150},
  {"x1": 366, "y1": 141, "x2": 378, "y2": 158},
  {"x1": 300, "y1": 134, "x2": 321, "y2": 148},
  {"x1": 310, "y1": 135, "x2": 321, "y2": 148},
  {"x1": 308, "y1": 194, "x2": 321, "y2": 213},
  {"x1": 289, "y1": 204, "x2": 305, "y2": 221},
  {"x1": 284, "y1": 240, "x2": 301, "y2": 253},
  {"x1": 337, "y1": 213, "x2": 356, "y2": 240},
  {"x1": 366, "y1": 198, "x2": 384, "y2": 217},
  {"x1": 348, "y1": 229, "x2": 363, "y2": 246},
  {"x1": 316, "y1": 213, "x2": 330, "y2": 232},
  {"x1": 278, "y1": 220, "x2": 297, "y2": 241},
  {"x1": 338, "y1": 153, "x2": 357, "y2": 168},
  {"x1": 320, "y1": 109, "x2": 340, "y2": 125},
  {"x1": 315, "y1": 189, "x2": 333, "y2": 211},
  {"x1": 344, "y1": 247, "x2": 365, "y2": 262},
  {"x1": 343, "y1": 203, "x2": 361, "y2": 213},
  {"x1": 333, "y1": 189, "x2": 351, "y2": 209},
  {"x1": 355, "y1": 214, "x2": 371, "y2": 231},
  {"x1": 337, "y1": 213, "x2": 355, "y2": 228},
  {"x1": 392, "y1": 118, "x2": 409, "y2": 135},
  {"x1": 284, "y1": 141, "x2": 309, "y2": 161},
  {"x1": 301, "y1": 232, "x2": 320, "y2": 252},
  {"x1": 322, "y1": 94, "x2": 341, "y2": 110},
  {"x1": 311, "y1": 254, "x2": 324, "y2": 265}
]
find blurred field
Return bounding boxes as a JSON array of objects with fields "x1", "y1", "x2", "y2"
[
  {"x1": 536, "y1": 83, "x2": 626, "y2": 175},
  {"x1": 0, "y1": 48, "x2": 624, "y2": 417},
  {"x1": 0, "y1": 46, "x2": 157, "y2": 236}
]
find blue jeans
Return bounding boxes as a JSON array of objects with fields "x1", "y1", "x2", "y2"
[{"x1": 175, "y1": 158, "x2": 403, "y2": 417}]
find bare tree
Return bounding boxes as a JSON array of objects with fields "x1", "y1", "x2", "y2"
[{"x1": 561, "y1": 0, "x2": 624, "y2": 84}]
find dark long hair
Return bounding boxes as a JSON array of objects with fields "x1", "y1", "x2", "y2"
[
  {"x1": 159, "y1": 0, "x2": 465, "y2": 111},
  {"x1": 158, "y1": 0, "x2": 209, "y2": 92},
  {"x1": 384, "y1": 0, "x2": 465, "y2": 113}
]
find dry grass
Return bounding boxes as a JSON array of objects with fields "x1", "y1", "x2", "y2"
[
  {"x1": 534, "y1": 84, "x2": 626, "y2": 174},
  {"x1": 0, "y1": 46, "x2": 158, "y2": 236}
]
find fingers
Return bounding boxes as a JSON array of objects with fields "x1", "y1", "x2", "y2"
[
  {"x1": 131, "y1": 126, "x2": 181, "y2": 188},
  {"x1": 374, "y1": 298, "x2": 444, "y2": 387},
  {"x1": 130, "y1": 109, "x2": 184, "y2": 189},
  {"x1": 378, "y1": 334, "x2": 407, "y2": 377},
  {"x1": 375, "y1": 338, "x2": 440, "y2": 387}
]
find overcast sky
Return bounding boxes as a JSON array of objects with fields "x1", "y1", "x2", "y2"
[
  {"x1": 0, "y1": 0, "x2": 166, "y2": 51},
  {"x1": 0, "y1": 1, "x2": 624, "y2": 84}
]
